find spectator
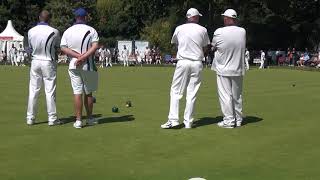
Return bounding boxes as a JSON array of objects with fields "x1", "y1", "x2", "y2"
[
  {"x1": 58, "y1": 51, "x2": 68, "y2": 64},
  {"x1": 208, "y1": 46, "x2": 215, "y2": 66},
  {"x1": 113, "y1": 47, "x2": 119, "y2": 64},
  {"x1": 275, "y1": 48, "x2": 281, "y2": 65},
  {"x1": 287, "y1": 48, "x2": 293, "y2": 66},
  {"x1": 121, "y1": 45, "x2": 129, "y2": 67},
  {"x1": 259, "y1": 50, "x2": 265, "y2": 69},
  {"x1": 292, "y1": 48, "x2": 298, "y2": 66},
  {"x1": 155, "y1": 47, "x2": 161, "y2": 64},
  {"x1": 0, "y1": 51, "x2": 4, "y2": 64},
  {"x1": 136, "y1": 49, "x2": 144, "y2": 66},
  {"x1": 303, "y1": 48, "x2": 310, "y2": 65},
  {"x1": 316, "y1": 50, "x2": 320, "y2": 68},
  {"x1": 151, "y1": 46, "x2": 156, "y2": 64},
  {"x1": 105, "y1": 47, "x2": 112, "y2": 67},
  {"x1": 297, "y1": 53, "x2": 305, "y2": 66},
  {"x1": 245, "y1": 48, "x2": 250, "y2": 70},
  {"x1": 309, "y1": 52, "x2": 320, "y2": 67},
  {"x1": 98, "y1": 45, "x2": 107, "y2": 68},
  {"x1": 17, "y1": 44, "x2": 25, "y2": 66},
  {"x1": 144, "y1": 47, "x2": 151, "y2": 64},
  {"x1": 9, "y1": 44, "x2": 18, "y2": 66}
]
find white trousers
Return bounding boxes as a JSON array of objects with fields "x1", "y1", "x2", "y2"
[
  {"x1": 259, "y1": 60, "x2": 264, "y2": 69},
  {"x1": 245, "y1": 58, "x2": 250, "y2": 70},
  {"x1": 106, "y1": 57, "x2": 112, "y2": 67},
  {"x1": 27, "y1": 60, "x2": 57, "y2": 122},
  {"x1": 168, "y1": 60, "x2": 203, "y2": 124},
  {"x1": 123, "y1": 57, "x2": 129, "y2": 67},
  {"x1": 217, "y1": 75, "x2": 243, "y2": 124},
  {"x1": 99, "y1": 56, "x2": 105, "y2": 67},
  {"x1": 11, "y1": 55, "x2": 18, "y2": 66}
]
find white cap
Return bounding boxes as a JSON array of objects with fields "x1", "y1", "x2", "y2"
[
  {"x1": 221, "y1": 9, "x2": 237, "y2": 19},
  {"x1": 186, "y1": 8, "x2": 203, "y2": 18}
]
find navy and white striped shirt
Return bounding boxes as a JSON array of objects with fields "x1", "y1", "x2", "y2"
[
  {"x1": 60, "y1": 23, "x2": 99, "y2": 71},
  {"x1": 28, "y1": 23, "x2": 60, "y2": 61}
]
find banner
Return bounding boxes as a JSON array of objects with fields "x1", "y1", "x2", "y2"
[
  {"x1": 117, "y1": 40, "x2": 132, "y2": 61},
  {"x1": 135, "y1": 41, "x2": 149, "y2": 56}
]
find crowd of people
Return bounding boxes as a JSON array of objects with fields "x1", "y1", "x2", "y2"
[
  {"x1": 0, "y1": 44, "x2": 27, "y2": 66},
  {"x1": 243, "y1": 48, "x2": 320, "y2": 69},
  {"x1": 94, "y1": 45, "x2": 163, "y2": 67},
  {"x1": 50, "y1": 45, "x2": 164, "y2": 67}
]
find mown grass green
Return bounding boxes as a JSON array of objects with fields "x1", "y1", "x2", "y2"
[{"x1": 0, "y1": 65, "x2": 319, "y2": 180}]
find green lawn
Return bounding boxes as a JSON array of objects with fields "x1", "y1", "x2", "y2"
[{"x1": 0, "y1": 65, "x2": 319, "y2": 180}]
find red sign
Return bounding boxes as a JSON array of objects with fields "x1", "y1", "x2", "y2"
[{"x1": 0, "y1": 36, "x2": 13, "y2": 40}]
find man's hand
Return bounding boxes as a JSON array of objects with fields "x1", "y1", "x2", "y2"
[
  {"x1": 61, "y1": 47, "x2": 82, "y2": 59},
  {"x1": 74, "y1": 55, "x2": 85, "y2": 67}
]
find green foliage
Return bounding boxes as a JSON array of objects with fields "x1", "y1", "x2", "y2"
[
  {"x1": 44, "y1": 0, "x2": 97, "y2": 33},
  {"x1": 140, "y1": 18, "x2": 174, "y2": 54},
  {"x1": 0, "y1": 0, "x2": 319, "y2": 51},
  {"x1": 1, "y1": 66, "x2": 320, "y2": 179}
]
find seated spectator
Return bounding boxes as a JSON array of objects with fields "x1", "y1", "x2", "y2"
[
  {"x1": 286, "y1": 48, "x2": 293, "y2": 66},
  {"x1": 0, "y1": 51, "x2": 4, "y2": 63},
  {"x1": 278, "y1": 54, "x2": 286, "y2": 66},
  {"x1": 297, "y1": 53, "x2": 304, "y2": 66},
  {"x1": 292, "y1": 48, "x2": 298, "y2": 66},
  {"x1": 309, "y1": 55, "x2": 319, "y2": 67}
]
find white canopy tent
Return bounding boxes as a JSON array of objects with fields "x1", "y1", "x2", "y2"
[{"x1": 0, "y1": 20, "x2": 24, "y2": 55}]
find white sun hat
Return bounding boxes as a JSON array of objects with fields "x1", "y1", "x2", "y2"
[
  {"x1": 186, "y1": 8, "x2": 203, "y2": 18},
  {"x1": 221, "y1": 9, "x2": 238, "y2": 18}
]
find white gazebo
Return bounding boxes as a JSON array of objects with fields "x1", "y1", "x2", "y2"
[{"x1": 0, "y1": 20, "x2": 24, "y2": 55}]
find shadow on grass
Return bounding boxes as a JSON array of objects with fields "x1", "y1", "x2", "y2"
[
  {"x1": 59, "y1": 114, "x2": 103, "y2": 125},
  {"x1": 34, "y1": 121, "x2": 49, "y2": 125},
  {"x1": 193, "y1": 116, "x2": 222, "y2": 128},
  {"x1": 194, "y1": 116, "x2": 263, "y2": 128},
  {"x1": 34, "y1": 114, "x2": 104, "y2": 125},
  {"x1": 46, "y1": 114, "x2": 135, "y2": 128},
  {"x1": 97, "y1": 115, "x2": 135, "y2": 125}
]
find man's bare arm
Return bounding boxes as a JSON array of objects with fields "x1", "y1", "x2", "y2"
[
  {"x1": 60, "y1": 47, "x2": 81, "y2": 58},
  {"x1": 75, "y1": 42, "x2": 99, "y2": 66}
]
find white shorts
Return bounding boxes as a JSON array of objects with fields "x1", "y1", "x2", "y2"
[
  {"x1": 17, "y1": 56, "x2": 24, "y2": 62},
  {"x1": 68, "y1": 69, "x2": 98, "y2": 95}
]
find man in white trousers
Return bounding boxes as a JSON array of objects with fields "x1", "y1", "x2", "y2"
[
  {"x1": 98, "y1": 46, "x2": 107, "y2": 68},
  {"x1": 17, "y1": 44, "x2": 25, "y2": 66},
  {"x1": 259, "y1": 50, "x2": 265, "y2": 69},
  {"x1": 9, "y1": 44, "x2": 18, "y2": 66},
  {"x1": 211, "y1": 9, "x2": 246, "y2": 128},
  {"x1": 106, "y1": 47, "x2": 112, "y2": 67},
  {"x1": 161, "y1": 8, "x2": 210, "y2": 129},
  {"x1": 245, "y1": 48, "x2": 250, "y2": 70},
  {"x1": 122, "y1": 45, "x2": 129, "y2": 67},
  {"x1": 26, "y1": 10, "x2": 60, "y2": 126},
  {"x1": 144, "y1": 47, "x2": 151, "y2": 64},
  {"x1": 60, "y1": 8, "x2": 99, "y2": 129}
]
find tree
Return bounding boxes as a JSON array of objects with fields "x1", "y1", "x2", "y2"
[
  {"x1": 140, "y1": 18, "x2": 174, "y2": 54},
  {"x1": 0, "y1": 0, "x2": 43, "y2": 36},
  {"x1": 45, "y1": 0, "x2": 98, "y2": 33}
]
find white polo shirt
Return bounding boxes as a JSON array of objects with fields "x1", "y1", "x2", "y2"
[
  {"x1": 245, "y1": 50, "x2": 250, "y2": 60},
  {"x1": 28, "y1": 23, "x2": 60, "y2": 61},
  {"x1": 9, "y1": 47, "x2": 17, "y2": 57},
  {"x1": 99, "y1": 48, "x2": 107, "y2": 58},
  {"x1": 171, "y1": 23, "x2": 210, "y2": 61},
  {"x1": 121, "y1": 49, "x2": 129, "y2": 58},
  {"x1": 211, "y1": 26, "x2": 246, "y2": 76},
  {"x1": 60, "y1": 23, "x2": 99, "y2": 71},
  {"x1": 261, "y1": 51, "x2": 265, "y2": 61}
]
